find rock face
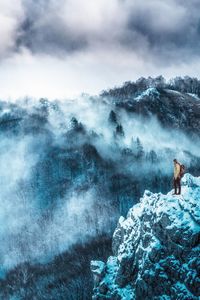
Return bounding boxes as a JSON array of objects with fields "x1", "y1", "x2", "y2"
[{"x1": 91, "y1": 174, "x2": 200, "y2": 300}]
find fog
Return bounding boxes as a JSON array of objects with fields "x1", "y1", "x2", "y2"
[{"x1": 0, "y1": 91, "x2": 199, "y2": 275}]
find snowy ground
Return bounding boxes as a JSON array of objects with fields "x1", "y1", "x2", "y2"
[{"x1": 91, "y1": 173, "x2": 200, "y2": 300}]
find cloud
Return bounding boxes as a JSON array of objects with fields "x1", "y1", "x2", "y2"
[
  {"x1": 15, "y1": 0, "x2": 126, "y2": 56},
  {"x1": 0, "y1": 1, "x2": 24, "y2": 58},
  {"x1": 1, "y1": 0, "x2": 200, "y2": 98},
  {"x1": 17, "y1": 0, "x2": 88, "y2": 55},
  {"x1": 11, "y1": 0, "x2": 200, "y2": 62},
  {"x1": 124, "y1": 0, "x2": 200, "y2": 62}
]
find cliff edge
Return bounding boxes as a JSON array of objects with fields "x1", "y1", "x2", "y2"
[{"x1": 91, "y1": 173, "x2": 200, "y2": 300}]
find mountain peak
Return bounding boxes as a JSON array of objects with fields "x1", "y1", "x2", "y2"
[{"x1": 91, "y1": 173, "x2": 200, "y2": 300}]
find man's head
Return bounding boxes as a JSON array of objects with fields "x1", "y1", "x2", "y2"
[{"x1": 173, "y1": 158, "x2": 177, "y2": 164}]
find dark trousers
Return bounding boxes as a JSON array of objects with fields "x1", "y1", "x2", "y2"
[{"x1": 173, "y1": 177, "x2": 181, "y2": 194}]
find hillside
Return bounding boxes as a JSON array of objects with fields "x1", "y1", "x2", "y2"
[{"x1": 102, "y1": 77, "x2": 200, "y2": 137}]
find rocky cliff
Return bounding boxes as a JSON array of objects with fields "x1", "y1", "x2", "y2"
[{"x1": 91, "y1": 173, "x2": 200, "y2": 300}]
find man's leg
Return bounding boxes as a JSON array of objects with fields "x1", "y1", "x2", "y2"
[
  {"x1": 173, "y1": 178, "x2": 177, "y2": 194},
  {"x1": 177, "y1": 177, "x2": 181, "y2": 194}
]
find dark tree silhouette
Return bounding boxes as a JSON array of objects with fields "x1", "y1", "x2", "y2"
[
  {"x1": 115, "y1": 124, "x2": 125, "y2": 138},
  {"x1": 108, "y1": 110, "x2": 118, "y2": 125}
]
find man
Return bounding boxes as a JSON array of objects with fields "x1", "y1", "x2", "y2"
[{"x1": 173, "y1": 159, "x2": 181, "y2": 195}]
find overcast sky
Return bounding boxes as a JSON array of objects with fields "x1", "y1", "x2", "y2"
[{"x1": 0, "y1": 0, "x2": 200, "y2": 100}]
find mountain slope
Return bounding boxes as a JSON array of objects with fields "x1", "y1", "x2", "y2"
[
  {"x1": 102, "y1": 82, "x2": 200, "y2": 137},
  {"x1": 91, "y1": 173, "x2": 200, "y2": 300}
]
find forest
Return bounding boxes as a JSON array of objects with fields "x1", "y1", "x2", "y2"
[{"x1": 0, "y1": 76, "x2": 200, "y2": 299}]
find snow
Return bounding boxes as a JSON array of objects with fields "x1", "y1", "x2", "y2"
[
  {"x1": 134, "y1": 87, "x2": 160, "y2": 101},
  {"x1": 172, "y1": 282, "x2": 196, "y2": 299},
  {"x1": 91, "y1": 173, "x2": 200, "y2": 299},
  {"x1": 187, "y1": 93, "x2": 200, "y2": 100},
  {"x1": 90, "y1": 260, "x2": 105, "y2": 275},
  {"x1": 164, "y1": 89, "x2": 182, "y2": 95}
]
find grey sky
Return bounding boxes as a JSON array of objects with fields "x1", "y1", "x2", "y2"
[{"x1": 0, "y1": 0, "x2": 200, "y2": 99}]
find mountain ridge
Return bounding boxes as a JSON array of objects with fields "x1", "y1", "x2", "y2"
[{"x1": 103, "y1": 87, "x2": 200, "y2": 137}]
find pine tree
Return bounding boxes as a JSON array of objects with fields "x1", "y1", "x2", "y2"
[
  {"x1": 115, "y1": 124, "x2": 125, "y2": 138},
  {"x1": 148, "y1": 150, "x2": 158, "y2": 163},
  {"x1": 70, "y1": 117, "x2": 78, "y2": 129},
  {"x1": 136, "y1": 137, "x2": 144, "y2": 160},
  {"x1": 108, "y1": 110, "x2": 118, "y2": 124}
]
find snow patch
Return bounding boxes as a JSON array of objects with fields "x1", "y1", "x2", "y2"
[
  {"x1": 187, "y1": 93, "x2": 200, "y2": 100},
  {"x1": 134, "y1": 87, "x2": 160, "y2": 101}
]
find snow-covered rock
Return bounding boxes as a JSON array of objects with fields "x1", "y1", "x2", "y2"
[
  {"x1": 91, "y1": 173, "x2": 200, "y2": 300},
  {"x1": 187, "y1": 93, "x2": 200, "y2": 101},
  {"x1": 134, "y1": 87, "x2": 160, "y2": 102}
]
